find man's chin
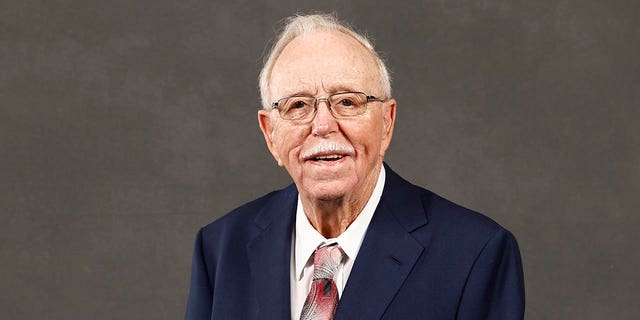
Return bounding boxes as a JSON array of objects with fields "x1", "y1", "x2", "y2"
[{"x1": 299, "y1": 182, "x2": 353, "y2": 202}]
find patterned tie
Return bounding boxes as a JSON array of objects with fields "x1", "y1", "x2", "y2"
[{"x1": 300, "y1": 244, "x2": 344, "y2": 320}]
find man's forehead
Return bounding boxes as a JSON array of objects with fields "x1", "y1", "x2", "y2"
[
  {"x1": 280, "y1": 30, "x2": 371, "y2": 59},
  {"x1": 271, "y1": 77, "x2": 370, "y2": 97},
  {"x1": 276, "y1": 32, "x2": 375, "y2": 69},
  {"x1": 269, "y1": 31, "x2": 380, "y2": 98}
]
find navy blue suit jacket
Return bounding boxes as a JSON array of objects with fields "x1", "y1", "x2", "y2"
[{"x1": 185, "y1": 165, "x2": 525, "y2": 319}]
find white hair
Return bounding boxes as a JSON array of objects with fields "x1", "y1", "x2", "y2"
[{"x1": 258, "y1": 13, "x2": 392, "y2": 109}]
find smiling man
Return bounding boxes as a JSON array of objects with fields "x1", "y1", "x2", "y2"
[{"x1": 185, "y1": 13, "x2": 525, "y2": 320}]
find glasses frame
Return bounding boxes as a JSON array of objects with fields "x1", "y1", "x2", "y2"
[{"x1": 270, "y1": 91, "x2": 386, "y2": 121}]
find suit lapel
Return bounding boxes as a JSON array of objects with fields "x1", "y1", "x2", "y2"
[
  {"x1": 246, "y1": 185, "x2": 297, "y2": 319},
  {"x1": 335, "y1": 165, "x2": 430, "y2": 320}
]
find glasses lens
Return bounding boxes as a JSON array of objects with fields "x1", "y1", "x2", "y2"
[
  {"x1": 278, "y1": 96, "x2": 315, "y2": 120},
  {"x1": 329, "y1": 92, "x2": 368, "y2": 117}
]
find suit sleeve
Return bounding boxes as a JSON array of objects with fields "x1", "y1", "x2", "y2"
[
  {"x1": 185, "y1": 228, "x2": 213, "y2": 320},
  {"x1": 456, "y1": 228, "x2": 525, "y2": 320}
]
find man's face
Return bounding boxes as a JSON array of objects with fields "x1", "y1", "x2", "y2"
[{"x1": 258, "y1": 30, "x2": 396, "y2": 201}]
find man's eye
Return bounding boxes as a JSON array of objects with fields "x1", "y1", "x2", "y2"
[
  {"x1": 337, "y1": 98, "x2": 356, "y2": 107},
  {"x1": 290, "y1": 100, "x2": 309, "y2": 109}
]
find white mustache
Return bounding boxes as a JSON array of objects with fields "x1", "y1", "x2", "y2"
[{"x1": 301, "y1": 142, "x2": 355, "y2": 159}]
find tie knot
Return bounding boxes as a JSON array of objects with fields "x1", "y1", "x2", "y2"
[{"x1": 312, "y1": 244, "x2": 344, "y2": 280}]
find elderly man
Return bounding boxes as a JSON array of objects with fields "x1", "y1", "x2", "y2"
[{"x1": 186, "y1": 13, "x2": 524, "y2": 320}]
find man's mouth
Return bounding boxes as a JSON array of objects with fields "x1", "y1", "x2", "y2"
[
  {"x1": 310, "y1": 154, "x2": 345, "y2": 161},
  {"x1": 301, "y1": 142, "x2": 355, "y2": 163}
]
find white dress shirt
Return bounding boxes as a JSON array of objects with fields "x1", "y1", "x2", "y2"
[{"x1": 290, "y1": 166, "x2": 386, "y2": 319}]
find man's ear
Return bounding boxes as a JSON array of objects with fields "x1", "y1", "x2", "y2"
[
  {"x1": 380, "y1": 98, "x2": 397, "y2": 155},
  {"x1": 258, "y1": 110, "x2": 283, "y2": 166}
]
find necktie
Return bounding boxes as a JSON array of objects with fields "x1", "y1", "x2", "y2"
[{"x1": 300, "y1": 244, "x2": 344, "y2": 320}]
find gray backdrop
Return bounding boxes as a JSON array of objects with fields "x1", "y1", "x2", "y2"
[{"x1": 2, "y1": 0, "x2": 638, "y2": 319}]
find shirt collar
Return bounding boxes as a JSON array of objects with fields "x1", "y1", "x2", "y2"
[{"x1": 294, "y1": 166, "x2": 386, "y2": 279}]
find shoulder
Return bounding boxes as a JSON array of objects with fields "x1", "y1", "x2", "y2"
[
  {"x1": 385, "y1": 167, "x2": 523, "y2": 296},
  {"x1": 385, "y1": 164, "x2": 515, "y2": 249},
  {"x1": 427, "y1": 192, "x2": 504, "y2": 237},
  {"x1": 419, "y1": 189, "x2": 522, "y2": 275},
  {"x1": 199, "y1": 184, "x2": 296, "y2": 244}
]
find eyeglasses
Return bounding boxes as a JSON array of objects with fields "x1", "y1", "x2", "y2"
[{"x1": 271, "y1": 91, "x2": 385, "y2": 121}]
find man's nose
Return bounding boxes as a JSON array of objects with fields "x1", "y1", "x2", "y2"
[{"x1": 311, "y1": 99, "x2": 338, "y2": 137}]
